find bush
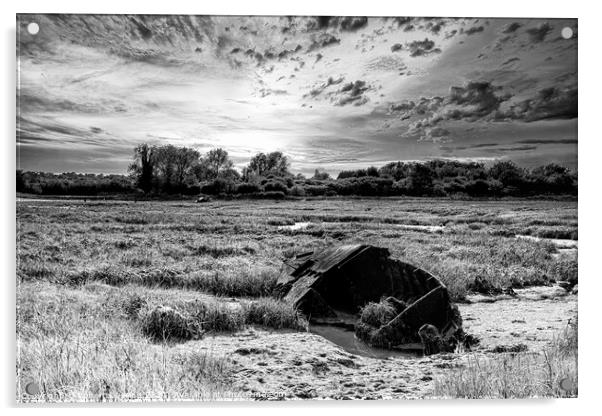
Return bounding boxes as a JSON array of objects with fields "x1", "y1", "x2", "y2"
[
  {"x1": 200, "y1": 178, "x2": 236, "y2": 195},
  {"x1": 304, "y1": 185, "x2": 329, "y2": 196},
  {"x1": 289, "y1": 185, "x2": 306, "y2": 197},
  {"x1": 188, "y1": 300, "x2": 246, "y2": 333},
  {"x1": 245, "y1": 191, "x2": 286, "y2": 200},
  {"x1": 358, "y1": 299, "x2": 398, "y2": 328},
  {"x1": 141, "y1": 305, "x2": 203, "y2": 342},
  {"x1": 263, "y1": 180, "x2": 288, "y2": 194},
  {"x1": 243, "y1": 298, "x2": 305, "y2": 330},
  {"x1": 235, "y1": 182, "x2": 262, "y2": 194}
]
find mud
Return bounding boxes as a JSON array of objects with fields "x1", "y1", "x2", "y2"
[{"x1": 191, "y1": 287, "x2": 576, "y2": 400}]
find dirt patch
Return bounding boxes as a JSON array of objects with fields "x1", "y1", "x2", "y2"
[
  {"x1": 459, "y1": 294, "x2": 576, "y2": 351},
  {"x1": 181, "y1": 290, "x2": 576, "y2": 399}
]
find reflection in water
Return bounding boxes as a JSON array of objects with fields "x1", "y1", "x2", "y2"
[{"x1": 310, "y1": 325, "x2": 419, "y2": 360}]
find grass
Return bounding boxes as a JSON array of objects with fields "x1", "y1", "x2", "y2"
[
  {"x1": 16, "y1": 283, "x2": 236, "y2": 401},
  {"x1": 60, "y1": 265, "x2": 279, "y2": 297},
  {"x1": 431, "y1": 318, "x2": 578, "y2": 398},
  {"x1": 16, "y1": 197, "x2": 578, "y2": 401},
  {"x1": 358, "y1": 299, "x2": 398, "y2": 328},
  {"x1": 140, "y1": 297, "x2": 305, "y2": 340}
]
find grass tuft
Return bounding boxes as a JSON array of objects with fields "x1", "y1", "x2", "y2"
[
  {"x1": 141, "y1": 305, "x2": 203, "y2": 342},
  {"x1": 432, "y1": 318, "x2": 578, "y2": 398},
  {"x1": 243, "y1": 298, "x2": 306, "y2": 330}
]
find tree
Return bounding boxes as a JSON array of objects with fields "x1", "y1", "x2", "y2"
[
  {"x1": 247, "y1": 151, "x2": 290, "y2": 177},
  {"x1": 173, "y1": 147, "x2": 200, "y2": 187},
  {"x1": 248, "y1": 153, "x2": 269, "y2": 176},
  {"x1": 407, "y1": 163, "x2": 434, "y2": 195},
  {"x1": 488, "y1": 160, "x2": 525, "y2": 188},
  {"x1": 153, "y1": 145, "x2": 178, "y2": 191},
  {"x1": 312, "y1": 169, "x2": 331, "y2": 180},
  {"x1": 266, "y1": 151, "x2": 290, "y2": 176},
  {"x1": 128, "y1": 144, "x2": 155, "y2": 193},
  {"x1": 204, "y1": 148, "x2": 234, "y2": 179},
  {"x1": 16, "y1": 170, "x2": 26, "y2": 192}
]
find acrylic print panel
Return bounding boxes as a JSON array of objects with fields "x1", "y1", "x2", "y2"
[{"x1": 16, "y1": 14, "x2": 577, "y2": 402}]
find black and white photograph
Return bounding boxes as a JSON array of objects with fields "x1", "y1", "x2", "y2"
[{"x1": 15, "y1": 10, "x2": 578, "y2": 402}]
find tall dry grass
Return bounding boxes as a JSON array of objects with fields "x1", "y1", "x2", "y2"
[
  {"x1": 16, "y1": 284, "x2": 238, "y2": 402},
  {"x1": 431, "y1": 318, "x2": 578, "y2": 398}
]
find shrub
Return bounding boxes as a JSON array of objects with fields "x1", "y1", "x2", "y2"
[
  {"x1": 141, "y1": 305, "x2": 203, "y2": 342},
  {"x1": 358, "y1": 299, "x2": 398, "y2": 328},
  {"x1": 188, "y1": 300, "x2": 246, "y2": 333},
  {"x1": 246, "y1": 191, "x2": 286, "y2": 199},
  {"x1": 235, "y1": 182, "x2": 262, "y2": 194},
  {"x1": 200, "y1": 178, "x2": 236, "y2": 195},
  {"x1": 243, "y1": 298, "x2": 305, "y2": 330},
  {"x1": 289, "y1": 185, "x2": 306, "y2": 197},
  {"x1": 304, "y1": 185, "x2": 329, "y2": 196},
  {"x1": 263, "y1": 180, "x2": 288, "y2": 194}
]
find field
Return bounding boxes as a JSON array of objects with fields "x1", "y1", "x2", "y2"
[{"x1": 16, "y1": 197, "x2": 578, "y2": 401}]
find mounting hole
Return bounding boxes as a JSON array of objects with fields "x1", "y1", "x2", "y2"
[
  {"x1": 27, "y1": 22, "x2": 39, "y2": 35},
  {"x1": 561, "y1": 27, "x2": 573, "y2": 39},
  {"x1": 25, "y1": 382, "x2": 40, "y2": 395}
]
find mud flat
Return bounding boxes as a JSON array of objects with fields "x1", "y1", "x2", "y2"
[{"x1": 190, "y1": 287, "x2": 576, "y2": 400}]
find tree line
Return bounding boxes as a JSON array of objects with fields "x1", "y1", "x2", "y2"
[{"x1": 17, "y1": 143, "x2": 577, "y2": 198}]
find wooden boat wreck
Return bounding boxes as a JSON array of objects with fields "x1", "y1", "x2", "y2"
[{"x1": 276, "y1": 244, "x2": 472, "y2": 353}]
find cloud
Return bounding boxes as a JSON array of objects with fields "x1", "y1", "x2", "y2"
[
  {"x1": 334, "y1": 80, "x2": 371, "y2": 106},
  {"x1": 307, "y1": 33, "x2": 341, "y2": 52},
  {"x1": 392, "y1": 17, "x2": 413, "y2": 27},
  {"x1": 497, "y1": 87, "x2": 577, "y2": 122},
  {"x1": 258, "y1": 88, "x2": 288, "y2": 98},
  {"x1": 502, "y1": 57, "x2": 520, "y2": 66},
  {"x1": 526, "y1": 22, "x2": 552, "y2": 42},
  {"x1": 305, "y1": 76, "x2": 345, "y2": 98},
  {"x1": 463, "y1": 26, "x2": 484, "y2": 35},
  {"x1": 17, "y1": 15, "x2": 578, "y2": 174},
  {"x1": 421, "y1": 20, "x2": 446, "y2": 35},
  {"x1": 406, "y1": 38, "x2": 441, "y2": 57},
  {"x1": 515, "y1": 138, "x2": 577, "y2": 145},
  {"x1": 446, "y1": 82, "x2": 509, "y2": 120},
  {"x1": 390, "y1": 81, "x2": 511, "y2": 141},
  {"x1": 445, "y1": 29, "x2": 458, "y2": 39},
  {"x1": 365, "y1": 55, "x2": 406, "y2": 72},
  {"x1": 502, "y1": 22, "x2": 522, "y2": 33},
  {"x1": 339, "y1": 17, "x2": 368, "y2": 32}
]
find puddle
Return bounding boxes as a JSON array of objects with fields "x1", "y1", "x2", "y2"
[
  {"x1": 397, "y1": 224, "x2": 445, "y2": 233},
  {"x1": 310, "y1": 325, "x2": 418, "y2": 360},
  {"x1": 278, "y1": 222, "x2": 311, "y2": 231},
  {"x1": 515, "y1": 234, "x2": 577, "y2": 249}
]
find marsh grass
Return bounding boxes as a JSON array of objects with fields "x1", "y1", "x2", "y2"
[
  {"x1": 243, "y1": 297, "x2": 307, "y2": 330},
  {"x1": 141, "y1": 305, "x2": 204, "y2": 342},
  {"x1": 17, "y1": 198, "x2": 577, "y2": 303},
  {"x1": 16, "y1": 284, "x2": 236, "y2": 402},
  {"x1": 16, "y1": 198, "x2": 578, "y2": 401},
  {"x1": 358, "y1": 299, "x2": 398, "y2": 328},
  {"x1": 139, "y1": 297, "x2": 305, "y2": 338},
  {"x1": 432, "y1": 318, "x2": 578, "y2": 398},
  {"x1": 59, "y1": 265, "x2": 280, "y2": 297}
]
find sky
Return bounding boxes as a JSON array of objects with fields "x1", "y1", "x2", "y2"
[{"x1": 16, "y1": 15, "x2": 577, "y2": 176}]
